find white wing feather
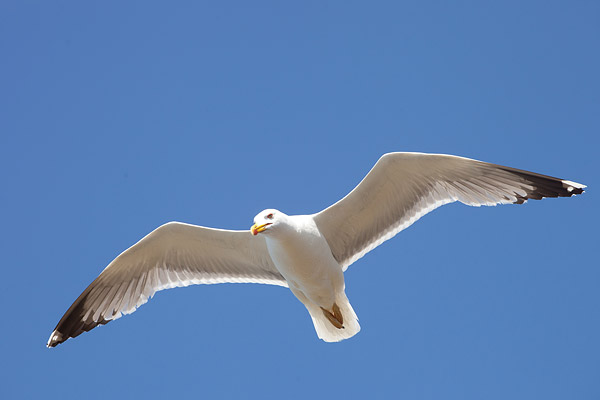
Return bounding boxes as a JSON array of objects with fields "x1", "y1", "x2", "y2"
[
  {"x1": 47, "y1": 222, "x2": 285, "y2": 347},
  {"x1": 313, "y1": 152, "x2": 585, "y2": 270}
]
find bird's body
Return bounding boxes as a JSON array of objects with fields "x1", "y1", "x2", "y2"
[
  {"x1": 47, "y1": 152, "x2": 586, "y2": 347},
  {"x1": 258, "y1": 212, "x2": 360, "y2": 341}
]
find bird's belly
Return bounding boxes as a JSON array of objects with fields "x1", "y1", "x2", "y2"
[{"x1": 266, "y1": 235, "x2": 343, "y2": 308}]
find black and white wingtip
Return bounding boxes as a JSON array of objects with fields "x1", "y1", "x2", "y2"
[
  {"x1": 47, "y1": 330, "x2": 63, "y2": 348},
  {"x1": 496, "y1": 166, "x2": 586, "y2": 204},
  {"x1": 562, "y1": 180, "x2": 586, "y2": 194}
]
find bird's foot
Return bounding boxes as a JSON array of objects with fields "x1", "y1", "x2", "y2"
[{"x1": 321, "y1": 303, "x2": 344, "y2": 329}]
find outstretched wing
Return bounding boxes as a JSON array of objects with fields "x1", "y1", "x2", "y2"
[
  {"x1": 47, "y1": 222, "x2": 286, "y2": 347},
  {"x1": 313, "y1": 152, "x2": 585, "y2": 271}
]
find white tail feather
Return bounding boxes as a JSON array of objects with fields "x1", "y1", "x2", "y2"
[{"x1": 305, "y1": 293, "x2": 360, "y2": 342}]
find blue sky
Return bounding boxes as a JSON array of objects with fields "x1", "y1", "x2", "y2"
[{"x1": 1, "y1": 1, "x2": 598, "y2": 399}]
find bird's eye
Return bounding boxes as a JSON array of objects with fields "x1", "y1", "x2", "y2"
[{"x1": 266, "y1": 213, "x2": 274, "y2": 219}]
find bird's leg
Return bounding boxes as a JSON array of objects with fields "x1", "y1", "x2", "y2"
[{"x1": 321, "y1": 303, "x2": 344, "y2": 329}]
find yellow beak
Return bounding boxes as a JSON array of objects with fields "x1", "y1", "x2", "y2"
[{"x1": 250, "y1": 223, "x2": 271, "y2": 236}]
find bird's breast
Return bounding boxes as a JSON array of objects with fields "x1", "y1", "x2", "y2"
[{"x1": 264, "y1": 220, "x2": 343, "y2": 291}]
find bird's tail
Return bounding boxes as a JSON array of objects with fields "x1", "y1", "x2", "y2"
[{"x1": 305, "y1": 293, "x2": 360, "y2": 342}]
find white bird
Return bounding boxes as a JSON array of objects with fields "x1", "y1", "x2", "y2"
[{"x1": 47, "y1": 152, "x2": 585, "y2": 347}]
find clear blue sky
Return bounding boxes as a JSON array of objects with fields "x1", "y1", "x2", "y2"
[{"x1": 1, "y1": 2, "x2": 598, "y2": 399}]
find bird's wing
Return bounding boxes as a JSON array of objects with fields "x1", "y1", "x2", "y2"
[
  {"x1": 47, "y1": 222, "x2": 286, "y2": 347},
  {"x1": 313, "y1": 152, "x2": 585, "y2": 271}
]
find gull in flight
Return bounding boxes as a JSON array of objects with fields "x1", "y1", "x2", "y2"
[{"x1": 47, "y1": 152, "x2": 585, "y2": 347}]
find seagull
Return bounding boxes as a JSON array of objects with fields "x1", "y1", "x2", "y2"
[{"x1": 47, "y1": 152, "x2": 585, "y2": 347}]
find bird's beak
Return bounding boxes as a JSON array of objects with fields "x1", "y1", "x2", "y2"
[{"x1": 251, "y1": 223, "x2": 271, "y2": 236}]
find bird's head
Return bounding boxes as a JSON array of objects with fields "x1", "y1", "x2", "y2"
[{"x1": 251, "y1": 209, "x2": 284, "y2": 236}]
